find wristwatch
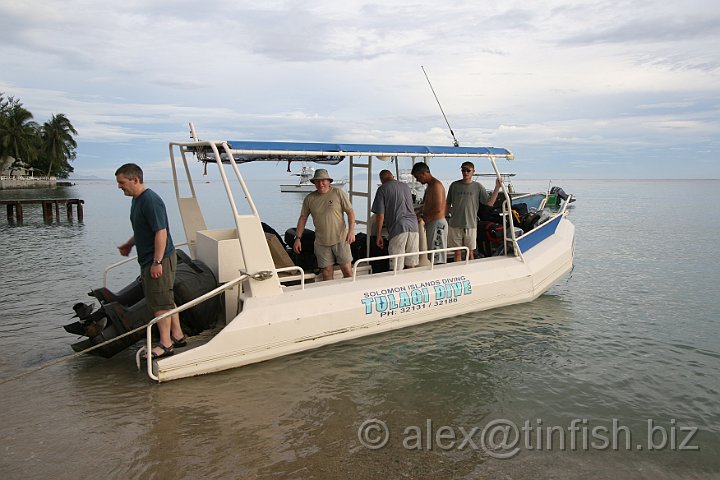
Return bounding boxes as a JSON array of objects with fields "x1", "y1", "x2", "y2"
[{"x1": 152, "y1": 258, "x2": 163, "y2": 265}]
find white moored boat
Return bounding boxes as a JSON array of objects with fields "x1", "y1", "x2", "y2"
[
  {"x1": 94, "y1": 123, "x2": 575, "y2": 382},
  {"x1": 279, "y1": 165, "x2": 347, "y2": 192}
]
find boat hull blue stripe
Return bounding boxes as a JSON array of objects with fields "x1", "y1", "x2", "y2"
[{"x1": 517, "y1": 215, "x2": 562, "y2": 253}]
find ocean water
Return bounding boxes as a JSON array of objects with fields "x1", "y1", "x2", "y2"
[{"x1": 0, "y1": 178, "x2": 718, "y2": 479}]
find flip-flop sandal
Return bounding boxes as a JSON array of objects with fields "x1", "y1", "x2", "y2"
[
  {"x1": 172, "y1": 335, "x2": 187, "y2": 348},
  {"x1": 142, "y1": 343, "x2": 174, "y2": 360}
]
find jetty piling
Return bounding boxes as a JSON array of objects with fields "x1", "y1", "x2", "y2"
[
  {"x1": 5, "y1": 202, "x2": 24, "y2": 223},
  {"x1": 1, "y1": 199, "x2": 84, "y2": 224}
]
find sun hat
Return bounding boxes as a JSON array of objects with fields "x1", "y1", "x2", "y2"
[{"x1": 310, "y1": 168, "x2": 333, "y2": 183}]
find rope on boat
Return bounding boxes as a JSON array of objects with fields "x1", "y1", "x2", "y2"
[
  {"x1": 0, "y1": 321, "x2": 165, "y2": 385},
  {"x1": 244, "y1": 270, "x2": 274, "y2": 281},
  {"x1": 0, "y1": 271, "x2": 257, "y2": 385}
]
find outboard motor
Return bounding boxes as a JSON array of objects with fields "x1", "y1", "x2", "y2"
[
  {"x1": 549, "y1": 186, "x2": 575, "y2": 204},
  {"x1": 64, "y1": 251, "x2": 221, "y2": 358}
]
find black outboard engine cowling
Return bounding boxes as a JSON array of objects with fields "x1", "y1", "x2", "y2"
[
  {"x1": 549, "y1": 186, "x2": 575, "y2": 203},
  {"x1": 64, "y1": 253, "x2": 221, "y2": 358}
]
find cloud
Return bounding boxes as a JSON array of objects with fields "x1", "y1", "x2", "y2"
[
  {"x1": 1, "y1": 0, "x2": 719, "y2": 179},
  {"x1": 561, "y1": 15, "x2": 720, "y2": 45}
]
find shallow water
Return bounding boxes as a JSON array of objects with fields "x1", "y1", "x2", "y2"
[{"x1": 1, "y1": 178, "x2": 719, "y2": 479}]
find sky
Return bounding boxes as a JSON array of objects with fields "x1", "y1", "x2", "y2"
[{"x1": 1, "y1": 0, "x2": 719, "y2": 181}]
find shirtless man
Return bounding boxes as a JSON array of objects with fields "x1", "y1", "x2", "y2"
[{"x1": 411, "y1": 162, "x2": 447, "y2": 264}]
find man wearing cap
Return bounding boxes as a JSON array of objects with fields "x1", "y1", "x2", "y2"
[
  {"x1": 293, "y1": 168, "x2": 356, "y2": 280},
  {"x1": 446, "y1": 161, "x2": 502, "y2": 261}
]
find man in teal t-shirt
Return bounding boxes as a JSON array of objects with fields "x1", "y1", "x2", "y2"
[{"x1": 116, "y1": 163, "x2": 185, "y2": 360}]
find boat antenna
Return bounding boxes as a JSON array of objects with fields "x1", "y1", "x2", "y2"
[{"x1": 421, "y1": 65, "x2": 459, "y2": 147}]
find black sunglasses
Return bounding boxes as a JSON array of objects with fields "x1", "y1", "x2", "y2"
[{"x1": 461, "y1": 168, "x2": 473, "y2": 173}]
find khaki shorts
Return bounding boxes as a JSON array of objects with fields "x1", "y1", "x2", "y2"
[
  {"x1": 388, "y1": 232, "x2": 419, "y2": 270},
  {"x1": 141, "y1": 251, "x2": 176, "y2": 312},
  {"x1": 314, "y1": 241, "x2": 353, "y2": 269},
  {"x1": 448, "y1": 227, "x2": 477, "y2": 250}
]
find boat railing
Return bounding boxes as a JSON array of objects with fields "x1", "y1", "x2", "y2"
[
  {"x1": 352, "y1": 246, "x2": 470, "y2": 279},
  {"x1": 512, "y1": 194, "x2": 572, "y2": 253},
  {"x1": 274, "y1": 265, "x2": 310, "y2": 289},
  {"x1": 499, "y1": 199, "x2": 525, "y2": 261},
  {"x1": 171, "y1": 137, "x2": 260, "y2": 218},
  {"x1": 102, "y1": 242, "x2": 189, "y2": 288},
  {"x1": 487, "y1": 156, "x2": 525, "y2": 263},
  {"x1": 137, "y1": 271, "x2": 249, "y2": 381},
  {"x1": 558, "y1": 194, "x2": 573, "y2": 215},
  {"x1": 172, "y1": 137, "x2": 287, "y2": 298}
]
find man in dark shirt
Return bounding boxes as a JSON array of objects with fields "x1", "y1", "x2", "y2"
[
  {"x1": 371, "y1": 170, "x2": 419, "y2": 270},
  {"x1": 116, "y1": 163, "x2": 185, "y2": 359}
]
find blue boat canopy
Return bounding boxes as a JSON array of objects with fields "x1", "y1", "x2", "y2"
[
  {"x1": 228, "y1": 140, "x2": 512, "y2": 157},
  {"x1": 196, "y1": 140, "x2": 514, "y2": 165}
]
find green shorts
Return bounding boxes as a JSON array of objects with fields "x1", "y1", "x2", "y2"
[{"x1": 141, "y1": 251, "x2": 176, "y2": 312}]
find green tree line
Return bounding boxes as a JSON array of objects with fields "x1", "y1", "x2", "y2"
[{"x1": 0, "y1": 92, "x2": 78, "y2": 178}]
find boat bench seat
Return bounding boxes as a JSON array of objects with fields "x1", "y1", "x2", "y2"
[
  {"x1": 266, "y1": 232, "x2": 372, "y2": 284},
  {"x1": 277, "y1": 263, "x2": 371, "y2": 285},
  {"x1": 277, "y1": 270, "x2": 317, "y2": 283}
]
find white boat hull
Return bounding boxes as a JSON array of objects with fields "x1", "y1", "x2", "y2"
[
  {"x1": 279, "y1": 183, "x2": 317, "y2": 193},
  {"x1": 156, "y1": 216, "x2": 574, "y2": 382},
  {"x1": 280, "y1": 180, "x2": 347, "y2": 193}
]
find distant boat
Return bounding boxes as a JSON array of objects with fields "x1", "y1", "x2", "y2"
[
  {"x1": 280, "y1": 166, "x2": 347, "y2": 193},
  {"x1": 474, "y1": 173, "x2": 576, "y2": 209},
  {"x1": 377, "y1": 169, "x2": 425, "y2": 204},
  {"x1": 511, "y1": 186, "x2": 575, "y2": 211},
  {"x1": 397, "y1": 169, "x2": 425, "y2": 203},
  {"x1": 474, "y1": 172, "x2": 518, "y2": 194}
]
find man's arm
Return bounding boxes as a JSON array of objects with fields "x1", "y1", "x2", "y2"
[
  {"x1": 118, "y1": 236, "x2": 135, "y2": 256},
  {"x1": 486, "y1": 178, "x2": 502, "y2": 206},
  {"x1": 375, "y1": 212, "x2": 384, "y2": 249},
  {"x1": 445, "y1": 183, "x2": 453, "y2": 217},
  {"x1": 346, "y1": 208, "x2": 356, "y2": 244},
  {"x1": 293, "y1": 215, "x2": 308, "y2": 253},
  {"x1": 149, "y1": 229, "x2": 167, "y2": 279},
  {"x1": 154, "y1": 228, "x2": 168, "y2": 261}
]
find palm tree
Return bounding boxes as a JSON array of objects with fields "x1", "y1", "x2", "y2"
[
  {"x1": 0, "y1": 97, "x2": 40, "y2": 175},
  {"x1": 0, "y1": 93, "x2": 9, "y2": 115},
  {"x1": 40, "y1": 113, "x2": 78, "y2": 177}
]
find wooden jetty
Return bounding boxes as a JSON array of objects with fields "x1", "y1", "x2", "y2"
[{"x1": 1, "y1": 199, "x2": 84, "y2": 224}]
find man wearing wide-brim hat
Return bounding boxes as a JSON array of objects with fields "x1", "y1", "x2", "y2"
[{"x1": 293, "y1": 168, "x2": 355, "y2": 280}]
